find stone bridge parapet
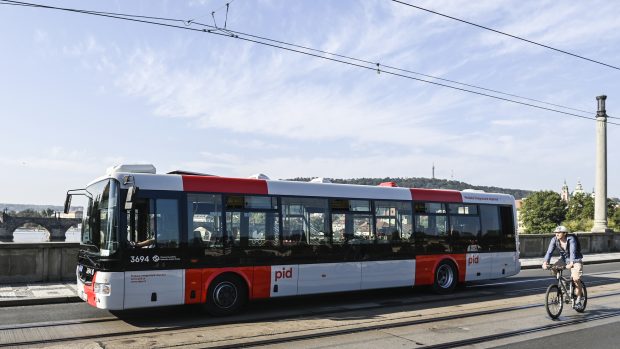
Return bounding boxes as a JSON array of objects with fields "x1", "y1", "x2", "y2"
[{"x1": 0, "y1": 213, "x2": 81, "y2": 242}]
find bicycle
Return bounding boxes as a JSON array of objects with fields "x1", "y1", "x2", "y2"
[{"x1": 544, "y1": 264, "x2": 588, "y2": 319}]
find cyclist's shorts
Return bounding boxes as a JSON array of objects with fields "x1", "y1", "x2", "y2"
[{"x1": 572, "y1": 262, "x2": 583, "y2": 279}]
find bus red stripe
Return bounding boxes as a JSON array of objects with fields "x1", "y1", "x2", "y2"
[
  {"x1": 252, "y1": 266, "x2": 271, "y2": 299},
  {"x1": 184, "y1": 269, "x2": 203, "y2": 305},
  {"x1": 411, "y1": 189, "x2": 462, "y2": 202},
  {"x1": 182, "y1": 176, "x2": 268, "y2": 194}
]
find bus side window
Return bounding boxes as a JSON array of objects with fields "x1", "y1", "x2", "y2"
[
  {"x1": 414, "y1": 202, "x2": 449, "y2": 253},
  {"x1": 330, "y1": 199, "x2": 373, "y2": 244},
  {"x1": 154, "y1": 199, "x2": 180, "y2": 248},
  {"x1": 499, "y1": 206, "x2": 516, "y2": 251},
  {"x1": 375, "y1": 201, "x2": 412, "y2": 243},
  {"x1": 187, "y1": 194, "x2": 223, "y2": 248},
  {"x1": 281, "y1": 197, "x2": 328, "y2": 245},
  {"x1": 480, "y1": 205, "x2": 501, "y2": 252},
  {"x1": 127, "y1": 198, "x2": 153, "y2": 248}
]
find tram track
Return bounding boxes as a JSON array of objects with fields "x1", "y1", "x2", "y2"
[{"x1": 3, "y1": 290, "x2": 620, "y2": 348}]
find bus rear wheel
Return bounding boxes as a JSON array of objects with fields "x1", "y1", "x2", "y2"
[
  {"x1": 204, "y1": 274, "x2": 247, "y2": 316},
  {"x1": 433, "y1": 260, "x2": 457, "y2": 294}
]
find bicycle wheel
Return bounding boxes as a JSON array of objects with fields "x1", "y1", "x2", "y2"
[
  {"x1": 574, "y1": 280, "x2": 587, "y2": 313},
  {"x1": 545, "y1": 284, "x2": 564, "y2": 319}
]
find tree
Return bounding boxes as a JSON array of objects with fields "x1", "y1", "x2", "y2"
[
  {"x1": 563, "y1": 193, "x2": 594, "y2": 231},
  {"x1": 565, "y1": 193, "x2": 594, "y2": 221},
  {"x1": 15, "y1": 209, "x2": 42, "y2": 218},
  {"x1": 41, "y1": 208, "x2": 55, "y2": 217},
  {"x1": 520, "y1": 191, "x2": 566, "y2": 233},
  {"x1": 609, "y1": 202, "x2": 620, "y2": 231}
]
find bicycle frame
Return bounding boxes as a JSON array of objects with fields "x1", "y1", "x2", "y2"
[{"x1": 553, "y1": 267, "x2": 575, "y2": 305}]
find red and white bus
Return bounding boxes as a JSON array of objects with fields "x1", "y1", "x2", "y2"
[{"x1": 66, "y1": 164, "x2": 520, "y2": 315}]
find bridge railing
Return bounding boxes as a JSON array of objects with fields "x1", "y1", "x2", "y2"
[{"x1": 0, "y1": 214, "x2": 81, "y2": 242}]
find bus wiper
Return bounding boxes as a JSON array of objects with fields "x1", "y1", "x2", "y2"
[
  {"x1": 80, "y1": 250, "x2": 100, "y2": 268},
  {"x1": 81, "y1": 240, "x2": 100, "y2": 253}
]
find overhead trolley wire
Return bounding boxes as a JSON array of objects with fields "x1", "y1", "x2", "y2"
[
  {"x1": 2, "y1": 0, "x2": 618, "y2": 125},
  {"x1": 391, "y1": 0, "x2": 620, "y2": 71}
]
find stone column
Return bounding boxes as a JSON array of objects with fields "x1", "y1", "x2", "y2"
[
  {"x1": 49, "y1": 228, "x2": 66, "y2": 242},
  {"x1": 0, "y1": 227, "x2": 13, "y2": 242},
  {"x1": 592, "y1": 95, "x2": 611, "y2": 232}
]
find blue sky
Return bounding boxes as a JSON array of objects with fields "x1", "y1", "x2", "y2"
[{"x1": 1, "y1": 0, "x2": 619, "y2": 205}]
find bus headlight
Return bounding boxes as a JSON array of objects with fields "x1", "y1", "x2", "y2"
[{"x1": 94, "y1": 282, "x2": 111, "y2": 295}]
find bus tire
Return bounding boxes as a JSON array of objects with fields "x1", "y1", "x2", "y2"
[
  {"x1": 204, "y1": 274, "x2": 247, "y2": 316},
  {"x1": 433, "y1": 260, "x2": 457, "y2": 294}
]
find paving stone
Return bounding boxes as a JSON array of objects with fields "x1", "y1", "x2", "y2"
[{"x1": 31, "y1": 288, "x2": 76, "y2": 298}]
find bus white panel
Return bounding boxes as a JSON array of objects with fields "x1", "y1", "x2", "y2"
[
  {"x1": 270, "y1": 265, "x2": 299, "y2": 297},
  {"x1": 125, "y1": 174, "x2": 183, "y2": 191},
  {"x1": 490, "y1": 252, "x2": 520, "y2": 278},
  {"x1": 124, "y1": 270, "x2": 184, "y2": 309},
  {"x1": 464, "y1": 253, "x2": 492, "y2": 281},
  {"x1": 93, "y1": 271, "x2": 125, "y2": 310},
  {"x1": 298, "y1": 262, "x2": 362, "y2": 295},
  {"x1": 461, "y1": 193, "x2": 514, "y2": 205},
  {"x1": 361, "y1": 260, "x2": 415, "y2": 289},
  {"x1": 267, "y1": 181, "x2": 412, "y2": 200}
]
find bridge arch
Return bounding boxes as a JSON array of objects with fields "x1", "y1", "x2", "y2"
[{"x1": 0, "y1": 214, "x2": 81, "y2": 242}]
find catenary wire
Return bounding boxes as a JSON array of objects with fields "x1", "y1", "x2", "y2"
[
  {"x1": 391, "y1": 0, "x2": 620, "y2": 71},
  {"x1": 2, "y1": 0, "x2": 618, "y2": 126}
]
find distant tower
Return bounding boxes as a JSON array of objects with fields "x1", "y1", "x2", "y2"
[
  {"x1": 561, "y1": 180, "x2": 570, "y2": 202},
  {"x1": 573, "y1": 180, "x2": 584, "y2": 196},
  {"x1": 432, "y1": 163, "x2": 435, "y2": 179}
]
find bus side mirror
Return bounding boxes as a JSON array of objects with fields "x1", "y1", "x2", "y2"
[
  {"x1": 64, "y1": 194, "x2": 72, "y2": 214},
  {"x1": 125, "y1": 186, "x2": 139, "y2": 210}
]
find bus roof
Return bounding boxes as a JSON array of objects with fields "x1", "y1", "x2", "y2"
[{"x1": 99, "y1": 166, "x2": 514, "y2": 205}]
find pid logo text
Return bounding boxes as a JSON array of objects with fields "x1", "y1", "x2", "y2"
[
  {"x1": 274, "y1": 267, "x2": 293, "y2": 282},
  {"x1": 468, "y1": 255, "x2": 479, "y2": 265}
]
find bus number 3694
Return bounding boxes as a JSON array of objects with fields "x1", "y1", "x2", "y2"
[{"x1": 130, "y1": 256, "x2": 150, "y2": 263}]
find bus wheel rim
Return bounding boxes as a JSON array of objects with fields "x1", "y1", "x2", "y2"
[
  {"x1": 437, "y1": 264, "x2": 454, "y2": 288},
  {"x1": 213, "y1": 281, "x2": 238, "y2": 309}
]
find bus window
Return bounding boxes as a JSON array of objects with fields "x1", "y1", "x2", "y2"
[
  {"x1": 127, "y1": 198, "x2": 180, "y2": 248},
  {"x1": 479, "y1": 205, "x2": 501, "y2": 252},
  {"x1": 187, "y1": 194, "x2": 223, "y2": 248},
  {"x1": 499, "y1": 206, "x2": 516, "y2": 251},
  {"x1": 448, "y1": 203, "x2": 481, "y2": 253},
  {"x1": 330, "y1": 199, "x2": 373, "y2": 244},
  {"x1": 225, "y1": 195, "x2": 279, "y2": 247},
  {"x1": 375, "y1": 201, "x2": 412, "y2": 243},
  {"x1": 282, "y1": 197, "x2": 328, "y2": 245},
  {"x1": 154, "y1": 199, "x2": 180, "y2": 248},
  {"x1": 414, "y1": 202, "x2": 449, "y2": 253}
]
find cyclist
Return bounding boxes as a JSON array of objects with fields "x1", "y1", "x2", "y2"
[{"x1": 542, "y1": 225, "x2": 584, "y2": 307}]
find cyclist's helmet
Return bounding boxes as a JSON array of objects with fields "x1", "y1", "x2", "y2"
[{"x1": 553, "y1": 225, "x2": 569, "y2": 233}]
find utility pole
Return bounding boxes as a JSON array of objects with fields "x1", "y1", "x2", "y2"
[{"x1": 591, "y1": 95, "x2": 611, "y2": 232}]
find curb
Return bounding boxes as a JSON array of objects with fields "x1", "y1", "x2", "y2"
[
  {"x1": 520, "y1": 258, "x2": 620, "y2": 270},
  {"x1": 0, "y1": 296, "x2": 81, "y2": 308}
]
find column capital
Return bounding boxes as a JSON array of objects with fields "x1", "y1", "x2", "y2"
[{"x1": 597, "y1": 95, "x2": 607, "y2": 117}]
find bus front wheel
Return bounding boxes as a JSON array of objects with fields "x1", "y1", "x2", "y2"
[
  {"x1": 433, "y1": 260, "x2": 457, "y2": 294},
  {"x1": 204, "y1": 274, "x2": 247, "y2": 316}
]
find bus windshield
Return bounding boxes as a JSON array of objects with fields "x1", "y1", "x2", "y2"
[{"x1": 81, "y1": 179, "x2": 120, "y2": 256}]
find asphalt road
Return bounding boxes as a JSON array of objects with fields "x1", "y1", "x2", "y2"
[{"x1": 1, "y1": 262, "x2": 619, "y2": 348}]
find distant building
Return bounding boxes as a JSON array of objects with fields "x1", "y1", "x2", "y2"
[
  {"x1": 515, "y1": 199, "x2": 525, "y2": 234},
  {"x1": 59, "y1": 210, "x2": 83, "y2": 219},
  {"x1": 560, "y1": 180, "x2": 593, "y2": 203},
  {"x1": 561, "y1": 180, "x2": 570, "y2": 202}
]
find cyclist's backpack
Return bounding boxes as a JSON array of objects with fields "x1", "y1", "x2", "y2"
[{"x1": 567, "y1": 233, "x2": 582, "y2": 253}]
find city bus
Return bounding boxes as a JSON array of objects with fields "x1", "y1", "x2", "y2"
[{"x1": 66, "y1": 164, "x2": 520, "y2": 315}]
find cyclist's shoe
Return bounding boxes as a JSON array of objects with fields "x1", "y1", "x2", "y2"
[{"x1": 573, "y1": 301, "x2": 583, "y2": 310}]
